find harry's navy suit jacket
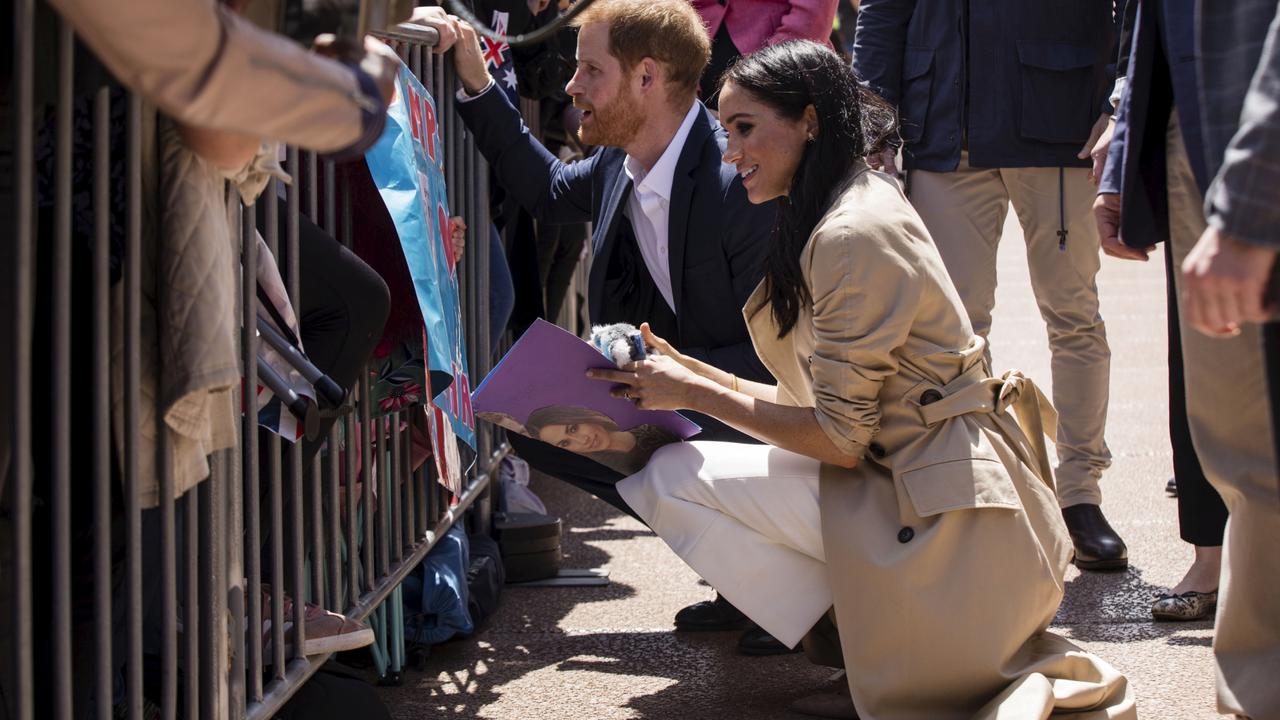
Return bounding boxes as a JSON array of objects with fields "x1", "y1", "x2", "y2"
[{"x1": 456, "y1": 86, "x2": 775, "y2": 386}]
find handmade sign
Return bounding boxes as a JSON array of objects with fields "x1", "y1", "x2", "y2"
[{"x1": 365, "y1": 59, "x2": 476, "y2": 463}]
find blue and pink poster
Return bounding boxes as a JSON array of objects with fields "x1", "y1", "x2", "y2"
[{"x1": 364, "y1": 60, "x2": 476, "y2": 454}]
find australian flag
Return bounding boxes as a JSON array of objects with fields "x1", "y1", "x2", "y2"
[{"x1": 482, "y1": 11, "x2": 519, "y2": 104}]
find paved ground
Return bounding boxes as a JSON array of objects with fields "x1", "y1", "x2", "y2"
[{"x1": 379, "y1": 214, "x2": 1225, "y2": 719}]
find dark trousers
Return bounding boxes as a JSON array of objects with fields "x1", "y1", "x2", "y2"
[
  {"x1": 258, "y1": 197, "x2": 391, "y2": 464},
  {"x1": 1166, "y1": 246, "x2": 1229, "y2": 546},
  {"x1": 536, "y1": 222, "x2": 587, "y2": 323}
]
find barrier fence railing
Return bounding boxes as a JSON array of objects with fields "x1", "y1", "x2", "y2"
[{"x1": 2, "y1": 9, "x2": 501, "y2": 720}]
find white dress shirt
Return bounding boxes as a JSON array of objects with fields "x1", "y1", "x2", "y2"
[
  {"x1": 461, "y1": 82, "x2": 700, "y2": 313},
  {"x1": 622, "y1": 101, "x2": 701, "y2": 313}
]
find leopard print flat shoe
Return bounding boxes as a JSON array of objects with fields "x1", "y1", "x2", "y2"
[{"x1": 1151, "y1": 590, "x2": 1217, "y2": 622}]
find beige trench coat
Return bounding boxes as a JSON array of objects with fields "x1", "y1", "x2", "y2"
[{"x1": 743, "y1": 165, "x2": 1136, "y2": 719}]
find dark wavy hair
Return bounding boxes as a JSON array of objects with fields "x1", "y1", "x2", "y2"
[{"x1": 721, "y1": 41, "x2": 898, "y2": 337}]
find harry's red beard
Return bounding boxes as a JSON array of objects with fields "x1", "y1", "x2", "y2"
[{"x1": 575, "y1": 85, "x2": 644, "y2": 148}]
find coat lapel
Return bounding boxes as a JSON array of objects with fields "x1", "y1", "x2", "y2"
[
  {"x1": 587, "y1": 169, "x2": 634, "y2": 320},
  {"x1": 667, "y1": 105, "x2": 717, "y2": 316}
]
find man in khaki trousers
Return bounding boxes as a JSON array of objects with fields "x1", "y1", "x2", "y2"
[{"x1": 854, "y1": 0, "x2": 1129, "y2": 569}]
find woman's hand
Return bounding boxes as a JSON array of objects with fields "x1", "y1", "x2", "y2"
[
  {"x1": 587, "y1": 355, "x2": 711, "y2": 411},
  {"x1": 638, "y1": 322, "x2": 689, "y2": 365}
]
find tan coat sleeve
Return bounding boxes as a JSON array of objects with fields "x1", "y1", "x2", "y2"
[
  {"x1": 805, "y1": 214, "x2": 923, "y2": 457},
  {"x1": 48, "y1": 0, "x2": 373, "y2": 153}
]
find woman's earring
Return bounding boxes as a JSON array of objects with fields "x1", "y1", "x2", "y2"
[{"x1": 806, "y1": 132, "x2": 816, "y2": 143}]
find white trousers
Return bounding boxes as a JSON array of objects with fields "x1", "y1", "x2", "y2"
[{"x1": 617, "y1": 441, "x2": 832, "y2": 648}]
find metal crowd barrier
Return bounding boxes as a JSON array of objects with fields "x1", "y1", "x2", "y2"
[{"x1": 3, "y1": 7, "x2": 502, "y2": 720}]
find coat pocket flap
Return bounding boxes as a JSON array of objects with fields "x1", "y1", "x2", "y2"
[
  {"x1": 1016, "y1": 42, "x2": 1096, "y2": 71},
  {"x1": 900, "y1": 458, "x2": 1020, "y2": 517},
  {"x1": 903, "y1": 48, "x2": 935, "y2": 80}
]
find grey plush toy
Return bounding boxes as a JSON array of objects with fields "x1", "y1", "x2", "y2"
[{"x1": 589, "y1": 323, "x2": 658, "y2": 367}]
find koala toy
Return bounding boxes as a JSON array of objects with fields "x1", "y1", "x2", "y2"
[{"x1": 589, "y1": 323, "x2": 659, "y2": 367}]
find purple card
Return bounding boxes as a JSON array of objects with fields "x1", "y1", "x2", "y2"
[{"x1": 472, "y1": 319, "x2": 701, "y2": 475}]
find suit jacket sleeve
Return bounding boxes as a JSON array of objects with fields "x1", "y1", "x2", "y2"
[
  {"x1": 851, "y1": 0, "x2": 917, "y2": 106},
  {"x1": 455, "y1": 86, "x2": 596, "y2": 225},
  {"x1": 682, "y1": 177, "x2": 774, "y2": 383},
  {"x1": 46, "y1": 0, "x2": 380, "y2": 155},
  {"x1": 1204, "y1": 10, "x2": 1280, "y2": 249},
  {"x1": 768, "y1": 0, "x2": 841, "y2": 45},
  {"x1": 1099, "y1": 1, "x2": 1139, "y2": 196}
]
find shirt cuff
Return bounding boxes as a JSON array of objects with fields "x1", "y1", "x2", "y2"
[
  {"x1": 1109, "y1": 76, "x2": 1127, "y2": 110},
  {"x1": 457, "y1": 79, "x2": 496, "y2": 103}
]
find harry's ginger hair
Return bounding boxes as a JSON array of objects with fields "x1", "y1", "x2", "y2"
[{"x1": 571, "y1": 0, "x2": 711, "y2": 103}]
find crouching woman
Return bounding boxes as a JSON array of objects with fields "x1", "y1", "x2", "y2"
[{"x1": 589, "y1": 41, "x2": 1135, "y2": 720}]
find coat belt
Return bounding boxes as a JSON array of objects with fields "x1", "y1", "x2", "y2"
[{"x1": 917, "y1": 369, "x2": 1059, "y2": 489}]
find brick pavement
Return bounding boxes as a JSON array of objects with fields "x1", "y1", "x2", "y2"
[{"x1": 379, "y1": 214, "x2": 1225, "y2": 719}]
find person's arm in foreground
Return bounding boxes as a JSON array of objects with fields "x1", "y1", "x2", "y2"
[
  {"x1": 47, "y1": 0, "x2": 399, "y2": 155},
  {"x1": 1183, "y1": 9, "x2": 1280, "y2": 335}
]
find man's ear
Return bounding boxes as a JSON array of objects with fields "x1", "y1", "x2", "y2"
[{"x1": 637, "y1": 57, "x2": 660, "y2": 93}]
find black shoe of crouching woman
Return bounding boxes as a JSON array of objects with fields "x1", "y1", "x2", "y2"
[
  {"x1": 738, "y1": 625, "x2": 802, "y2": 656},
  {"x1": 673, "y1": 593, "x2": 751, "y2": 631}
]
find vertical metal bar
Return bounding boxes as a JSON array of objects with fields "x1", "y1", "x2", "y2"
[
  {"x1": 323, "y1": 161, "x2": 337, "y2": 238},
  {"x1": 124, "y1": 90, "x2": 144, "y2": 720},
  {"x1": 184, "y1": 491, "x2": 199, "y2": 720},
  {"x1": 344, "y1": 410, "x2": 358, "y2": 604},
  {"x1": 361, "y1": 374, "x2": 375, "y2": 590},
  {"x1": 402, "y1": 410, "x2": 415, "y2": 548},
  {"x1": 474, "y1": 143, "x2": 494, "y2": 535},
  {"x1": 285, "y1": 150, "x2": 306, "y2": 659},
  {"x1": 264, "y1": 184, "x2": 287, "y2": 677},
  {"x1": 305, "y1": 152, "x2": 318, "y2": 222},
  {"x1": 310, "y1": 454, "x2": 325, "y2": 606},
  {"x1": 326, "y1": 424, "x2": 341, "y2": 609},
  {"x1": 391, "y1": 411, "x2": 402, "y2": 562},
  {"x1": 198, "y1": 453, "x2": 226, "y2": 720},
  {"x1": 146, "y1": 87, "x2": 176, "y2": 720},
  {"x1": 10, "y1": 0, "x2": 35, "y2": 717},
  {"x1": 378, "y1": 415, "x2": 390, "y2": 577},
  {"x1": 339, "y1": 178, "x2": 360, "y2": 604},
  {"x1": 50, "y1": 19, "x2": 74, "y2": 720},
  {"x1": 241, "y1": 203, "x2": 264, "y2": 703},
  {"x1": 158, "y1": 237, "x2": 179, "y2": 720},
  {"x1": 225, "y1": 191, "x2": 244, "y2": 720},
  {"x1": 91, "y1": 84, "x2": 113, "y2": 720}
]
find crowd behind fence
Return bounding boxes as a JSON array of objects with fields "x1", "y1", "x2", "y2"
[{"x1": 1, "y1": 6, "x2": 508, "y2": 719}]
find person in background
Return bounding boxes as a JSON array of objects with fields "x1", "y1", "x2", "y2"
[
  {"x1": 1181, "y1": 0, "x2": 1280, "y2": 715},
  {"x1": 691, "y1": 0, "x2": 839, "y2": 109},
  {"x1": 1091, "y1": 0, "x2": 1228, "y2": 623},
  {"x1": 854, "y1": 0, "x2": 1132, "y2": 572}
]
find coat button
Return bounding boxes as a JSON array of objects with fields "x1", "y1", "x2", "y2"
[
  {"x1": 897, "y1": 527, "x2": 915, "y2": 543},
  {"x1": 868, "y1": 442, "x2": 886, "y2": 459},
  {"x1": 920, "y1": 389, "x2": 943, "y2": 405}
]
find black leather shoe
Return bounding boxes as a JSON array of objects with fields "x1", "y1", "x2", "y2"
[
  {"x1": 737, "y1": 625, "x2": 801, "y2": 656},
  {"x1": 673, "y1": 594, "x2": 751, "y2": 631},
  {"x1": 1062, "y1": 504, "x2": 1128, "y2": 571}
]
